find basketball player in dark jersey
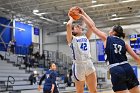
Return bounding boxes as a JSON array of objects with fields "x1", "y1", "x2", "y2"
[
  {"x1": 38, "y1": 63, "x2": 58, "y2": 93},
  {"x1": 85, "y1": 7, "x2": 140, "y2": 93}
]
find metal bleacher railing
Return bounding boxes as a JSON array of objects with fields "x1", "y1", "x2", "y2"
[
  {"x1": 6, "y1": 76, "x2": 15, "y2": 91},
  {"x1": 43, "y1": 50, "x2": 72, "y2": 75}
]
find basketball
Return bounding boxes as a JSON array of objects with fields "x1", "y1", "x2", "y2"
[{"x1": 68, "y1": 6, "x2": 82, "y2": 20}]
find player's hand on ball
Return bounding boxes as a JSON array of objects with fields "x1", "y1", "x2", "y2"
[{"x1": 68, "y1": 15, "x2": 74, "y2": 21}]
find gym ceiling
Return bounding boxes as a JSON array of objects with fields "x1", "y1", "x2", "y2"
[{"x1": 0, "y1": 0, "x2": 140, "y2": 35}]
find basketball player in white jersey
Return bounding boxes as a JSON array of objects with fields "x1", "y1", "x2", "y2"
[{"x1": 66, "y1": 8, "x2": 97, "y2": 93}]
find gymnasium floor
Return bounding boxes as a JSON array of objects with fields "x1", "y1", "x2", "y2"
[
  {"x1": 84, "y1": 89, "x2": 114, "y2": 93},
  {"x1": 20, "y1": 89, "x2": 114, "y2": 93}
]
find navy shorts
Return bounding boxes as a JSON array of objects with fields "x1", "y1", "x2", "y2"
[
  {"x1": 43, "y1": 85, "x2": 59, "y2": 93},
  {"x1": 110, "y1": 63, "x2": 139, "y2": 92}
]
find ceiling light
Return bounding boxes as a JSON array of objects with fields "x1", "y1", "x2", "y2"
[
  {"x1": 121, "y1": 0, "x2": 138, "y2": 3},
  {"x1": 40, "y1": 16, "x2": 46, "y2": 19},
  {"x1": 91, "y1": 4, "x2": 107, "y2": 8},
  {"x1": 112, "y1": 14, "x2": 117, "y2": 17},
  {"x1": 110, "y1": 15, "x2": 140, "y2": 21},
  {"x1": 33, "y1": 9, "x2": 39, "y2": 13},
  {"x1": 110, "y1": 17, "x2": 124, "y2": 21},
  {"x1": 135, "y1": 15, "x2": 140, "y2": 17},
  {"x1": 39, "y1": 12, "x2": 47, "y2": 15},
  {"x1": 92, "y1": 0, "x2": 97, "y2": 3}
]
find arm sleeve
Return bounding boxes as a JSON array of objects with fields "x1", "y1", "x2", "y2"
[{"x1": 39, "y1": 74, "x2": 46, "y2": 85}]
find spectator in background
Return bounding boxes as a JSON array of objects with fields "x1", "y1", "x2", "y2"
[
  {"x1": 34, "y1": 51, "x2": 40, "y2": 67},
  {"x1": 29, "y1": 43, "x2": 33, "y2": 55},
  {"x1": 8, "y1": 39, "x2": 16, "y2": 54},
  {"x1": 41, "y1": 52, "x2": 45, "y2": 60},
  {"x1": 35, "y1": 51, "x2": 40, "y2": 60},
  {"x1": 29, "y1": 55, "x2": 35, "y2": 68},
  {"x1": 23, "y1": 55, "x2": 29, "y2": 69},
  {"x1": 0, "y1": 54, "x2": 4, "y2": 60},
  {"x1": 29, "y1": 71, "x2": 38, "y2": 85},
  {"x1": 40, "y1": 52, "x2": 46, "y2": 68},
  {"x1": 23, "y1": 55, "x2": 32, "y2": 71},
  {"x1": 68, "y1": 69, "x2": 72, "y2": 85},
  {"x1": 64, "y1": 74, "x2": 71, "y2": 87},
  {"x1": 64, "y1": 69, "x2": 72, "y2": 87}
]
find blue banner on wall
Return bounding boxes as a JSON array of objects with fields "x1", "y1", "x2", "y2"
[
  {"x1": 132, "y1": 66, "x2": 138, "y2": 78},
  {"x1": 34, "y1": 27, "x2": 39, "y2": 35},
  {"x1": 0, "y1": 17, "x2": 12, "y2": 51},
  {"x1": 14, "y1": 21, "x2": 32, "y2": 55},
  {"x1": 130, "y1": 34, "x2": 140, "y2": 55},
  {"x1": 96, "y1": 40, "x2": 105, "y2": 62}
]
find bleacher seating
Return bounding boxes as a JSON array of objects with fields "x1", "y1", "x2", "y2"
[
  {"x1": 0, "y1": 51, "x2": 76, "y2": 93},
  {"x1": 0, "y1": 54, "x2": 41, "y2": 92}
]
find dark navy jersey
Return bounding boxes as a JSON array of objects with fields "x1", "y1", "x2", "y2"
[
  {"x1": 39, "y1": 70, "x2": 58, "y2": 92},
  {"x1": 105, "y1": 36, "x2": 127, "y2": 64},
  {"x1": 44, "y1": 70, "x2": 57, "y2": 86}
]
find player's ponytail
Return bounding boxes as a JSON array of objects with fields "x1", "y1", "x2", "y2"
[
  {"x1": 122, "y1": 33, "x2": 125, "y2": 39},
  {"x1": 113, "y1": 25, "x2": 125, "y2": 39}
]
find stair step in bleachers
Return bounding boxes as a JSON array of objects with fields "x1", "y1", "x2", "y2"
[
  {"x1": 6, "y1": 81, "x2": 30, "y2": 86},
  {"x1": 0, "y1": 81, "x2": 5, "y2": 86},
  {"x1": 0, "y1": 66, "x2": 19, "y2": 70},
  {"x1": 0, "y1": 60, "x2": 10, "y2": 62},
  {"x1": 0, "y1": 77, "x2": 28, "y2": 81},
  {"x1": 58, "y1": 83, "x2": 66, "y2": 89},
  {"x1": 6, "y1": 54, "x2": 18, "y2": 63},
  {"x1": 21, "y1": 90, "x2": 43, "y2": 93},
  {"x1": 0, "y1": 73, "x2": 30, "y2": 77},
  {"x1": 0, "y1": 63, "x2": 14, "y2": 67},
  {"x1": 13, "y1": 85, "x2": 38, "y2": 90},
  {"x1": 20, "y1": 87, "x2": 76, "y2": 93},
  {"x1": 0, "y1": 51, "x2": 6, "y2": 57},
  {"x1": 0, "y1": 51, "x2": 71, "y2": 92},
  {"x1": 0, "y1": 70, "x2": 25, "y2": 74},
  {"x1": 9, "y1": 90, "x2": 21, "y2": 93},
  {"x1": 0, "y1": 85, "x2": 13, "y2": 91}
]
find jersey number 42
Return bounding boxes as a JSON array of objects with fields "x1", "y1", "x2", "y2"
[{"x1": 80, "y1": 43, "x2": 87, "y2": 51}]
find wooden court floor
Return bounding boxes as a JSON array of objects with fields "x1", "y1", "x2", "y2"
[
  {"x1": 97, "y1": 90, "x2": 114, "y2": 93},
  {"x1": 83, "y1": 89, "x2": 114, "y2": 93}
]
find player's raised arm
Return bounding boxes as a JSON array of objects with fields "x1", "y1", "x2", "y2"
[
  {"x1": 66, "y1": 15, "x2": 74, "y2": 44},
  {"x1": 79, "y1": 7, "x2": 107, "y2": 42},
  {"x1": 79, "y1": 8, "x2": 94, "y2": 39},
  {"x1": 92, "y1": 27, "x2": 107, "y2": 42},
  {"x1": 125, "y1": 43, "x2": 140, "y2": 65}
]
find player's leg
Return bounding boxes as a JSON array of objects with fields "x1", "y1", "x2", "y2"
[
  {"x1": 75, "y1": 81, "x2": 85, "y2": 93},
  {"x1": 86, "y1": 72, "x2": 97, "y2": 93},
  {"x1": 85, "y1": 62, "x2": 97, "y2": 93},
  {"x1": 129, "y1": 86, "x2": 140, "y2": 93},
  {"x1": 72, "y1": 63, "x2": 85, "y2": 93},
  {"x1": 115, "y1": 90, "x2": 130, "y2": 93}
]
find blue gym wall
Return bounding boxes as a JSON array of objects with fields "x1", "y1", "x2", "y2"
[
  {"x1": 96, "y1": 39, "x2": 105, "y2": 62},
  {"x1": 14, "y1": 21, "x2": 32, "y2": 55},
  {"x1": 0, "y1": 17, "x2": 12, "y2": 51}
]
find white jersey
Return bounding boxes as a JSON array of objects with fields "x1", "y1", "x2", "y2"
[{"x1": 69, "y1": 35, "x2": 92, "y2": 62}]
